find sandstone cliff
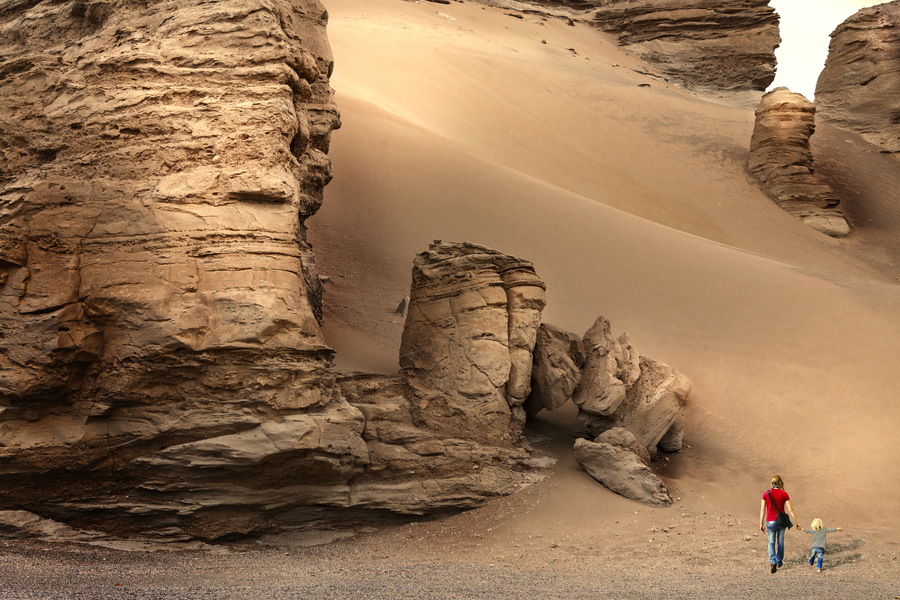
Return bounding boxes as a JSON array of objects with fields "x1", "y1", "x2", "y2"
[
  {"x1": 587, "y1": 0, "x2": 780, "y2": 91},
  {"x1": 749, "y1": 88, "x2": 850, "y2": 238},
  {"x1": 0, "y1": 0, "x2": 346, "y2": 539},
  {"x1": 815, "y1": 1, "x2": 900, "y2": 157},
  {"x1": 477, "y1": 0, "x2": 779, "y2": 91}
]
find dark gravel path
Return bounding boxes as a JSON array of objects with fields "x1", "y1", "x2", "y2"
[{"x1": 1, "y1": 540, "x2": 897, "y2": 600}]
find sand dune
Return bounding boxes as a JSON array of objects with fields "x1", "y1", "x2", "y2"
[{"x1": 308, "y1": 0, "x2": 900, "y2": 568}]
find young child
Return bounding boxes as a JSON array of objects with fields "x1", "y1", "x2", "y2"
[{"x1": 802, "y1": 518, "x2": 844, "y2": 572}]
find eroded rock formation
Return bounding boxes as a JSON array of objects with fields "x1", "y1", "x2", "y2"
[
  {"x1": 815, "y1": 1, "x2": 900, "y2": 156},
  {"x1": 0, "y1": 0, "x2": 347, "y2": 539},
  {"x1": 400, "y1": 242, "x2": 547, "y2": 444},
  {"x1": 525, "y1": 324, "x2": 585, "y2": 416},
  {"x1": 749, "y1": 88, "x2": 850, "y2": 237},
  {"x1": 528, "y1": 316, "x2": 690, "y2": 504},
  {"x1": 588, "y1": 0, "x2": 780, "y2": 91},
  {"x1": 478, "y1": 0, "x2": 779, "y2": 91}
]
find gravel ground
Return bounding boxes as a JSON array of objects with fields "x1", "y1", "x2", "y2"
[{"x1": 1, "y1": 539, "x2": 898, "y2": 600}]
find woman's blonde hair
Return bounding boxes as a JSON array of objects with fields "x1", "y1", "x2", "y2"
[
  {"x1": 811, "y1": 518, "x2": 823, "y2": 531},
  {"x1": 771, "y1": 475, "x2": 784, "y2": 489}
]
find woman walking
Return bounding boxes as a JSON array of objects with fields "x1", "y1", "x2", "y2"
[{"x1": 759, "y1": 475, "x2": 799, "y2": 573}]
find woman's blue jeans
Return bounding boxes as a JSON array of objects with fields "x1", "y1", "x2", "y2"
[
  {"x1": 809, "y1": 547, "x2": 825, "y2": 568},
  {"x1": 766, "y1": 521, "x2": 785, "y2": 565}
]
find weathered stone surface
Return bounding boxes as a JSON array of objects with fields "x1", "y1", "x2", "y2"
[
  {"x1": 587, "y1": 0, "x2": 780, "y2": 91},
  {"x1": 572, "y1": 317, "x2": 640, "y2": 417},
  {"x1": 340, "y1": 374, "x2": 547, "y2": 514},
  {"x1": 595, "y1": 426, "x2": 651, "y2": 465},
  {"x1": 580, "y1": 356, "x2": 690, "y2": 453},
  {"x1": 400, "y1": 241, "x2": 547, "y2": 445},
  {"x1": 0, "y1": 0, "x2": 349, "y2": 539},
  {"x1": 749, "y1": 88, "x2": 850, "y2": 237},
  {"x1": 0, "y1": 0, "x2": 340, "y2": 401},
  {"x1": 573, "y1": 437, "x2": 672, "y2": 506},
  {"x1": 815, "y1": 1, "x2": 900, "y2": 156},
  {"x1": 525, "y1": 323, "x2": 585, "y2": 416}
]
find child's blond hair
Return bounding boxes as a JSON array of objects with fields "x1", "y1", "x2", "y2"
[{"x1": 811, "y1": 518, "x2": 824, "y2": 531}]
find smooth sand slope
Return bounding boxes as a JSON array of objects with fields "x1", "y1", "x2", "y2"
[{"x1": 304, "y1": 0, "x2": 899, "y2": 586}]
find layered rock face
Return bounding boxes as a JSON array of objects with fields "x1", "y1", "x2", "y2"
[
  {"x1": 815, "y1": 1, "x2": 900, "y2": 156},
  {"x1": 749, "y1": 88, "x2": 850, "y2": 237},
  {"x1": 0, "y1": 0, "x2": 348, "y2": 538},
  {"x1": 587, "y1": 0, "x2": 780, "y2": 91}
]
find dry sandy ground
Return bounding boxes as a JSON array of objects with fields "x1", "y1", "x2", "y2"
[{"x1": 2, "y1": 0, "x2": 898, "y2": 597}]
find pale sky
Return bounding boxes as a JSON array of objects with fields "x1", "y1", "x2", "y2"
[{"x1": 768, "y1": 0, "x2": 887, "y2": 99}]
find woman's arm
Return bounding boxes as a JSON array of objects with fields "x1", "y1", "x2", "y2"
[
  {"x1": 785, "y1": 499, "x2": 798, "y2": 530},
  {"x1": 759, "y1": 499, "x2": 767, "y2": 532}
]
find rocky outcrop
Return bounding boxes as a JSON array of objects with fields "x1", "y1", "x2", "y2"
[
  {"x1": 815, "y1": 1, "x2": 900, "y2": 156},
  {"x1": 749, "y1": 88, "x2": 850, "y2": 237},
  {"x1": 526, "y1": 316, "x2": 689, "y2": 505},
  {"x1": 587, "y1": 0, "x2": 780, "y2": 91},
  {"x1": 0, "y1": 0, "x2": 348, "y2": 540},
  {"x1": 400, "y1": 242, "x2": 547, "y2": 444},
  {"x1": 490, "y1": 0, "x2": 779, "y2": 91},
  {"x1": 579, "y1": 355, "x2": 690, "y2": 453}
]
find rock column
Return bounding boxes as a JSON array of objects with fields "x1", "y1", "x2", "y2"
[
  {"x1": 749, "y1": 87, "x2": 850, "y2": 237},
  {"x1": 400, "y1": 242, "x2": 546, "y2": 445}
]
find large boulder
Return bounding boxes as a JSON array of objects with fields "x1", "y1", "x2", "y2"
[
  {"x1": 815, "y1": 1, "x2": 900, "y2": 157},
  {"x1": 749, "y1": 87, "x2": 850, "y2": 237},
  {"x1": 574, "y1": 434, "x2": 673, "y2": 507},
  {"x1": 526, "y1": 315, "x2": 689, "y2": 506},
  {"x1": 400, "y1": 241, "x2": 547, "y2": 444}
]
